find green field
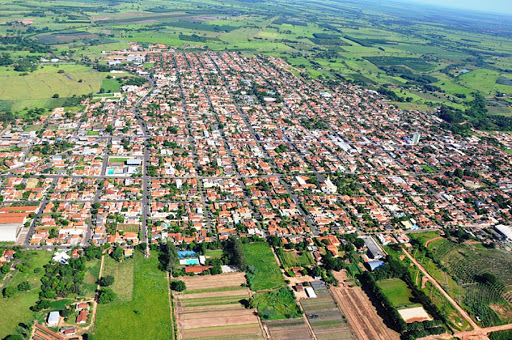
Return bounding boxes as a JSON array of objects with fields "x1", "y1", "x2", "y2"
[
  {"x1": 278, "y1": 251, "x2": 314, "y2": 268},
  {"x1": 94, "y1": 253, "x2": 172, "y2": 339},
  {"x1": 250, "y1": 288, "x2": 301, "y2": 320},
  {"x1": 0, "y1": 0, "x2": 510, "y2": 116},
  {"x1": 378, "y1": 278, "x2": 415, "y2": 308},
  {"x1": 243, "y1": 242, "x2": 286, "y2": 291},
  {"x1": 0, "y1": 64, "x2": 109, "y2": 111},
  {"x1": 0, "y1": 251, "x2": 52, "y2": 339},
  {"x1": 101, "y1": 78, "x2": 121, "y2": 93}
]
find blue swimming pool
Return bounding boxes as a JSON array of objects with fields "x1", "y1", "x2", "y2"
[
  {"x1": 177, "y1": 251, "x2": 198, "y2": 258},
  {"x1": 107, "y1": 169, "x2": 114, "y2": 175},
  {"x1": 183, "y1": 258, "x2": 199, "y2": 265}
]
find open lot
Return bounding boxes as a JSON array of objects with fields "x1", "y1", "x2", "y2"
[
  {"x1": 93, "y1": 253, "x2": 172, "y2": 339},
  {"x1": 176, "y1": 272, "x2": 263, "y2": 340},
  {"x1": 243, "y1": 242, "x2": 285, "y2": 291}
]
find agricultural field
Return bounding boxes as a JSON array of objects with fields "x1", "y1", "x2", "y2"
[
  {"x1": 175, "y1": 272, "x2": 263, "y2": 340},
  {"x1": 0, "y1": 251, "x2": 52, "y2": 339},
  {"x1": 264, "y1": 318, "x2": 312, "y2": 340},
  {"x1": 250, "y1": 288, "x2": 301, "y2": 320},
  {"x1": 301, "y1": 288, "x2": 354, "y2": 340},
  {"x1": 330, "y1": 270, "x2": 400, "y2": 340},
  {"x1": 0, "y1": 0, "x2": 511, "y2": 115},
  {"x1": 243, "y1": 242, "x2": 286, "y2": 291},
  {"x1": 409, "y1": 237, "x2": 512, "y2": 327},
  {"x1": 93, "y1": 253, "x2": 172, "y2": 339}
]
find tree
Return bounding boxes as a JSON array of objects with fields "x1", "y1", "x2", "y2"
[
  {"x1": 105, "y1": 124, "x2": 114, "y2": 133},
  {"x1": 170, "y1": 280, "x2": 186, "y2": 292},
  {"x1": 111, "y1": 247, "x2": 123, "y2": 262},
  {"x1": 3, "y1": 286, "x2": 17, "y2": 298},
  {"x1": 52, "y1": 93, "x2": 59, "y2": 98},
  {"x1": 98, "y1": 288, "x2": 116, "y2": 304},
  {"x1": 223, "y1": 236, "x2": 247, "y2": 271},
  {"x1": 99, "y1": 275, "x2": 115, "y2": 286},
  {"x1": 60, "y1": 308, "x2": 71, "y2": 317},
  {"x1": 17, "y1": 281, "x2": 30, "y2": 291},
  {"x1": 165, "y1": 242, "x2": 178, "y2": 273}
]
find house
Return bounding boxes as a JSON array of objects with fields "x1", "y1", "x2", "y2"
[
  {"x1": 75, "y1": 302, "x2": 89, "y2": 312},
  {"x1": 76, "y1": 310, "x2": 89, "y2": 324},
  {"x1": 47, "y1": 311, "x2": 60, "y2": 327},
  {"x1": 185, "y1": 265, "x2": 212, "y2": 274},
  {"x1": 60, "y1": 327, "x2": 76, "y2": 336}
]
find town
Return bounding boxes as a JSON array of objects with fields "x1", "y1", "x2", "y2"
[{"x1": 1, "y1": 49, "x2": 512, "y2": 340}]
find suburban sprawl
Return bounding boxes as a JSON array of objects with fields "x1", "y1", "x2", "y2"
[{"x1": 1, "y1": 1, "x2": 512, "y2": 340}]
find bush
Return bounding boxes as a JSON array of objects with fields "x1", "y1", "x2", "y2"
[
  {"x1": 170, "y1": 280, "x2": 186, "y2": 292},
  {"x1": 99, "y1": 275, "x2": 115, "y2": 286},
  {"x1": 98, "y1": 288, "x2": 116, "y2": 304},
  {"x1": 3, "y1": 286, "x2": 17, "y2": 298},
  {"x1": 60, "y1": 308, "x2": 71, "y2": 317},
  {"x1": 17, "y1": 281, "x2": 30, "y2": 291}
]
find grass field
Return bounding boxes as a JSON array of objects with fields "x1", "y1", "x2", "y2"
[
  {"x1": 0, "y1": 64, "x2": 109, "y2": 111},
  {"x1": 94, "y1": 253, "x2": 172, "y2": 339},
  {"x1": 378, "y1": 278, "x2": 416, "y2": 308},
  {"x1": 278, "y1": 251, "x2": 314, "y2": 268},
  {"x1": 0, "y1": 251, "x2": 52, "y2": 339},
  {"x1": 243, "y1": 242, "x2": 285, "y2": 291},
  {"x1": 101, "y1": 78, "x2": 121, "y2": 93}
]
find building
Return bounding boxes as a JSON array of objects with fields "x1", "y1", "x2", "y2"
[
  {"x1": 47, "y1": 311, "x2": 60, "y2": 327},
  {"x1": 305, "y1": 287, "x2": 317, "y2": 298},
  {"x1": 494, "y1": 224, "x2": 512, "y2": 241},
  {"x1": 412, "y1": 132, "x2": 421, "y2": 145},
  {"x1": 0, "y1": 206, "x2": 38, "y2": 242},
  {"x1": 362, "y1": 236, "x2": 386, "y2": 260},
  {"x1": 76, "y1": 310, "x2": 89, "y2": 324},
  {"x1": 366, "y1": 260, "x2": 386, "y2": 271}
]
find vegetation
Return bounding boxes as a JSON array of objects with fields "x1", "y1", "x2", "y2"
[
  {"x1": 242, "y1": 241, "x2": 286, "y2": 291},
  {"x1": 249, "y1": 288, "x2": 301, "y2": 320},
  {"x1": 94, "y1": 253, "x2": 172, "y2": 339}
]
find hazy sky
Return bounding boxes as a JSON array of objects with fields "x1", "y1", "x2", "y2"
[{"x1": 407, "y1": 0, "x2": 512, "y2": 15}]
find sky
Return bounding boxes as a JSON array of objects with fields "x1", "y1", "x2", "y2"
[{"x1": 406, "y1": 0, "x2": 512, "y2": 15}]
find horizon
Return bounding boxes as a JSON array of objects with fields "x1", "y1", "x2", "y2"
[{"x1": 403, "y1": 0, "x2": 512, "y2": 15}]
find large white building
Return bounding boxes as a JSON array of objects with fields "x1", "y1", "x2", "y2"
[
  {"x1": 0, "y1": 223, "x2": 22, "y2": 242},
  {"x1": 494, "y1": 224, "x2": 512, "y2": 241}
]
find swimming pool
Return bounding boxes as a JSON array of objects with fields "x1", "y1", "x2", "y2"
[
  {"x1": 107, "y1": 169, "x2": 114, "y2": 175},
  {"x1": 180, "y1": 258, "x2": 199, "y2": 265},
  {"x1": 177, "y1": 251, "x2": 198, "y2": 259}
]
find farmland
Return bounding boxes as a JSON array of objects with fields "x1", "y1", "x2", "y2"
[
  {"x1": 331, "y1": 270, "x2": 400, "y2": 340},
  {"x1": 278, "y1": 250, "x2": 314, "y2": 269},
  {"x1": 408, "y1": 237, "x2": 512, "y2": 328},
  {"x1": 0, "y1": 0, "x2": 511, "y2": 115},
  {"x1": 300, "y1": 288, "x2": 354, "y2": 339},
  {"x1": 0, "y1": 64, "x2": 109, "y2": 111},
  {"x1": 93, "y1": 253, "x2": 172, "y2": 339},
  {"x1": 175, "y1": 272, "x2": 263, "y2": 340}
]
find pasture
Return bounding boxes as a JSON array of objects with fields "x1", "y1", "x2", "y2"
[{"x1": 378, "y1": 278, "x2": 416, "y2": 308}]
